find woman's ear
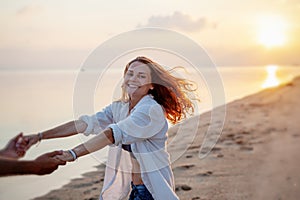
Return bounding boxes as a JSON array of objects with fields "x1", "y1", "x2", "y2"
[{"x1": 150, "y1": 84, "x2": 154, "y2": 90}]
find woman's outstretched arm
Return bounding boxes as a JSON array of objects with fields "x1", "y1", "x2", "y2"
[
  {"x1": 39, "y1": 120, "x2": 87, "y2": 139},
  {"x1": 56, "y1": 128, "x2": 114, "y2": 162},
  {"x1": 22, "y1": 120, "x2": 88, "y2": 150}
]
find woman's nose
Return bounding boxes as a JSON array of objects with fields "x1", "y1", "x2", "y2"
[{"x1": 129, "y1": 74, "x2": 137, "y2": 81}]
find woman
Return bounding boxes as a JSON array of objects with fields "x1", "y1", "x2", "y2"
[{"x1": 21, "y1": 56, "x2": 197, "y2": 200}]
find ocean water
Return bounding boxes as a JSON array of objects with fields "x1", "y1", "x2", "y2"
[{"x1": 0, "y1": 65, "x2": 299, "y2": 200}]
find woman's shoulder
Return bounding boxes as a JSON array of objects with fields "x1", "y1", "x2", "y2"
[
  {"x1": 111, "y1": 99, "x2": 128, "y2": 105},
  {"x1": 136, "y1": 95, "x2": 164, "y2": 113},
  {"x1": 110, "y1": 99, "x2": 129, "y2": 111},
  {"x1": 136, "y1": 95, "x2": 159, "y2": 106}
]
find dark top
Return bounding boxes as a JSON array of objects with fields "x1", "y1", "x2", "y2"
[
  {"x1": 122, "y1": 144, "x2": 136, "y2": 159},
  {"x1": 122, "y1": 144, "x2": 132, "y2": 152}
]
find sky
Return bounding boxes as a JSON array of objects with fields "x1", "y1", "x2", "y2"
[{"x1": 0, "y1": 0, "x2": 300, "y2": 70}]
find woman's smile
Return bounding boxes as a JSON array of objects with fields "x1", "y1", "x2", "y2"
[{"x1": 127, "y1": 83, "x2": 140, "y2": 89}]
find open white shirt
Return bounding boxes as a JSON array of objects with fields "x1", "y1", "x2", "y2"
[{"x1": 79, "y1": 95, "x2": 179, "y2": 200}]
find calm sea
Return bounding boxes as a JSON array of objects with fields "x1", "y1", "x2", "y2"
[{"x1": 0, "y1": 65, "x2": 300, "y2": 200}]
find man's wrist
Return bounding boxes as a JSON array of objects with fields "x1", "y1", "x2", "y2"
[
  {"x1": 12, "y1": 160, "x2": 37, "y2": 175},
  {"x1": 0, "y1": 150, "x2": 6, "y2": 157},
  {"x1": 0, "y1": 150, "x2": 18, "y2": 159}
]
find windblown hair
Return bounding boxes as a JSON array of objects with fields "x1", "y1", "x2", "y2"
[{"x1": 122, "y1": 56, "x2": 199, "y2": 124}]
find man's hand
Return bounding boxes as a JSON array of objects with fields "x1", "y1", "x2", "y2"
[
  {"x1": 33, "y1": 150, "x2": 67, "y2": 175},
  {"x1": 0, "y1": 133, "x2": 26, "y2": 159}
]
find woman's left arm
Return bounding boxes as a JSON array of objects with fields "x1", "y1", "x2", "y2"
[{"x1": 56, "y1": 128, "x2": 114, "y2": 162}]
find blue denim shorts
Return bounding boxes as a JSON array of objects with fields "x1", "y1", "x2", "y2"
[{"x1": 129, "y1": 182, "x2": 154, "y2": 200}]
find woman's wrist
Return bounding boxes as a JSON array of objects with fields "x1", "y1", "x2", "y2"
[
  {"x1": 68, "y1": 149, "x2": 77, "y2": 161},
  {"x1": 37, "y1": 132, "x2": 43, "y2": 141},
  {"x1": 33, "y1": 132, "x2": 43, "y2": 146}
]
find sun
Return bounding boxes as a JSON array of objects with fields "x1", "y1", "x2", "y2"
[
  {"x1": 262, "y1": 65, "x2": 280, "y2": 89},
  {"x1": 257, "y1": 15, "x2": 287, "y2": 48}
]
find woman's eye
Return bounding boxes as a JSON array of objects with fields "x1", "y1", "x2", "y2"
[
  {"x1": 126, "y1": 72, "x2": 133, "y2": 76},
  {"x1": 138, "y1": 75, "x2": 146, "y2": 79}
]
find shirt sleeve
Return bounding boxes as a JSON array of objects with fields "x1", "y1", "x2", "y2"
[
  {"x1": 108, "y1": 104, "x2": 166, "y2": 145},
  {"x1": 79, "y1": 104, "x2": 114, "y2": 136}
]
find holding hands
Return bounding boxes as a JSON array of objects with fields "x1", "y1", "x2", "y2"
[
  {"x1": 0, "y1": 133, "x2": 67, "y2": 176},
  {"x1": 55, "y1": 150, "x2": 77, "y2": 162},
  {"x1": 15, "y1": 132, "x2": 76, "y2": 163},
  {"x1": 32, "y1": 150, "x2": 67, "y2": 175},
  {"x1": 0, "y1": 132, "x2": 27, "y2": 159},
  {"x1": 13, "y1": 131, "x2": 77, "y2": 163},
  {"x1": 18, "y1": 133, "x2": 42, "y2": 151}
]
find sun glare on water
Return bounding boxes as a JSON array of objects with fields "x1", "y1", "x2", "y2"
[{"x1": 262, "y1": 65, "x2": 280, "y2": 89}]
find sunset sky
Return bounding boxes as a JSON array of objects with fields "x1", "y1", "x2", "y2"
[{"x1": 1, "y1": 0, "x2": 300, "y2": 70}]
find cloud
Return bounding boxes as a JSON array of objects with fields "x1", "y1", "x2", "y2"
[
  {"x1": 16, "y1": 4, "x2": 44, "y2": 17},
  {"x1": 137, "y1": 11, "x2": 216, "y2": 32}
]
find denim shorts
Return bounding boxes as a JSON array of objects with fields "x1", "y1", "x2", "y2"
[{"x1": 128, "y1": 182, "x2": 154, "y2": 200}]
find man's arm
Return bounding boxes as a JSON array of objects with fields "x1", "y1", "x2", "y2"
[{"x1": 0, "y1": 150, "x2": 66, "y2": 176}]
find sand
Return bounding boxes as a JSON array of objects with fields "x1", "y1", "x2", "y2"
[{"x1": 34, "y1": 76, "x2": 300, "y2": 200}]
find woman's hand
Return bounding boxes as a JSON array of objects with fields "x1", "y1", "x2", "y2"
[
  {"x1": 20, "y1": 134, "x2": 39, "y2": 151},
  {"x1": 55, "y1": 150, "x2": 75, "y2": 162}
]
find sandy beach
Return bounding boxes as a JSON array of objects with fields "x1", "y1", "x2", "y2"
[{"x1": 34, "y1": 76, "x2": 300, "y2": 200}]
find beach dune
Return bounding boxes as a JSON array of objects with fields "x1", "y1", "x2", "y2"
[{"x1": 34, "y1": 76, "x2": 300, "y2": 200}]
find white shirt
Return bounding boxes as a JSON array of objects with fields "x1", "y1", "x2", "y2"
[{"x1": 79, "y1": 95, "x2": 179, "y2": 200}]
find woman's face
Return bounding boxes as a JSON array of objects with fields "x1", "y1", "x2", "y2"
[{"x1": 124, "y1": 61, "x2": 153, "y2": 100}]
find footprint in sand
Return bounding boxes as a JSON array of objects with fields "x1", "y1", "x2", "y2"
[
  {"x1": 188, "y1": 145, "x2": 200, "y2": 150},
  {"x1": 85, "y1": 198, "x2": 98, "y2": 200},
  {"x1": 175, "y1": 184, "x2": 192, "y2": 191},
  {"x1": 212, "y1": 146, "x2": 222, "y2": 151},
  {"x1": 240, "y1": 146, "x2": 254, "y2": 151},
  {"x1": 235, "y1": 139, "x2": 245, "y2": 145},
  {"x1": 226, "y1": 133, "x2": 235, "y2": 138},
  {"x1": 83, "y1": 190, "x2": 91, "y2": 195},
  {"x1": 175, "y1": 164, "x2": 195, "y2": 170},
  {"x1": 192, "y1": 197, "x2": 201, "y2": 200},
  {"x1": 217, "y1": 153, "x2": 224, "y2": 158},
  {"x1": 198, "y1": 171, "x2": 213, "y2": 177}
]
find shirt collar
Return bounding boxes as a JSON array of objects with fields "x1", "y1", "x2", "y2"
[{"x1": 129, "y1": 94, "x2": 153, "y2": 112}]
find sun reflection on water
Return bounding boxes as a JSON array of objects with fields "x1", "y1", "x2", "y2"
[{"x1": 262, "y1": 65, "x2": 280, "y2": 88}]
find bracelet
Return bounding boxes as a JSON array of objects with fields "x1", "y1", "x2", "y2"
[
  {"x1": 68, "y1": 149, "x2": 77, "y2": 161},
  {"x1": 35, "y1": 132, "x2": 43, "y2": 147},
  {"x1": 38, "y1": 132, "x2": 43, "y2": 141}
]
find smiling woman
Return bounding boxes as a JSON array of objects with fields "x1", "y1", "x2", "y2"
[{"x1": 257, "y1": 15, "x2": 288, "y2": 48}]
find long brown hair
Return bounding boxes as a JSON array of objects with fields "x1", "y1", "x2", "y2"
[{"x1": 122, "y1": 56, "x2": 198, "y2": 124}]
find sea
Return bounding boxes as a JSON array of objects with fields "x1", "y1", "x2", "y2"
[{"x1": 0, "y1": 65, "x2": 300, "y2": 200}]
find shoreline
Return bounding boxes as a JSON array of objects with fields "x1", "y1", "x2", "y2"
[
  {"x1": 34, "y1": 76, "x2": 300, "y2": 200},
  {"x1": 34, "y1": 164, "x2": 106, "y2": 200}
]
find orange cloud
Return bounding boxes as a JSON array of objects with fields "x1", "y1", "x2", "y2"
[
  {"x1": 16, "y1": 4, "x2": 44, "y2": 17},
  {"x1": 137, "y1": 11, "x2": 216, "y2": 32}
]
